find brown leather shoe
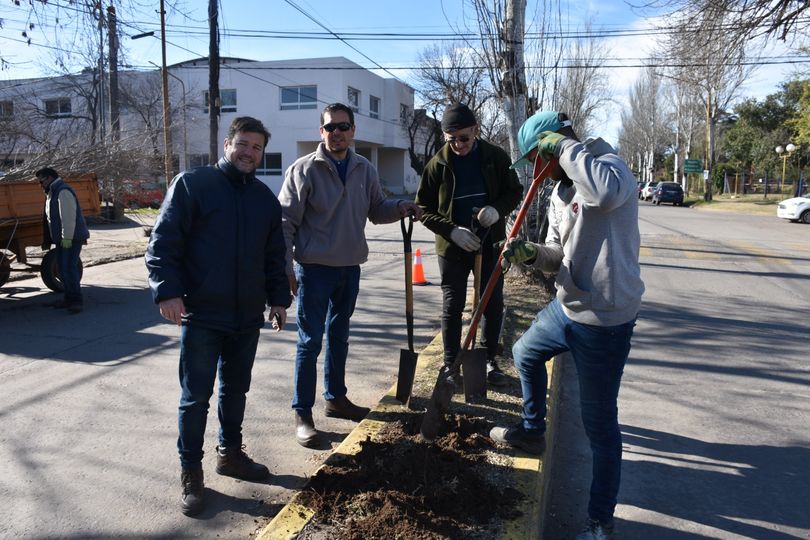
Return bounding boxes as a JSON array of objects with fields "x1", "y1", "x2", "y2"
[
  {"x1": 180, "y1": 468, "x2": 205, "y2": 516},
  {"x1": 295, "y1": 413, "x2": 321, "y2": 448},
  {"x1": 324, "y1": 395, "x2": 370, "y2": 422},
  {"x1": 215, "y1": 445, "x2": 270, "y2": 481}
]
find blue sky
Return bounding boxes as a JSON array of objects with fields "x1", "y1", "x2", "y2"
[{"x1": 1, "y1": 0, "x2": 806, "y2": 144}]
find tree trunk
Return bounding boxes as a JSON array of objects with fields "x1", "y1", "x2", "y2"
[{"x1": 704, "y1": 88, "x2": 714, "y2": 201}]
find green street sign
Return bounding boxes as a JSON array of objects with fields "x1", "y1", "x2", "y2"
[{"x1": 683, "y1": 159, "x2": 703, "y2": 173}]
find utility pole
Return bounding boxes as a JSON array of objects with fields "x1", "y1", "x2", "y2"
[
  {"x1": 96, "y1": 1, "x2": 106, "y2": 143},
  {"x1": 159, "y1": 0, "x2": 174, "y2": 184},
  {"x1": 107, "y1": 5, "x2": 120, "y2": 143},
  {"x1": 208, "y1": 0, "x2": 220, "y2": 164}
]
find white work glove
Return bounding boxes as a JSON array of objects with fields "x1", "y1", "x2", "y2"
[
  {"x1": 476, "y1": 206, "x2": 499, "y2": 227},
  {"x1": 450, "y1": 226, "x2": 481, "y2": 252}
]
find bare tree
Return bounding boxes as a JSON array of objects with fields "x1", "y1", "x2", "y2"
[
  {"x1": 662, "y1": 11, "x2": 751, "y2": 200},
  {"x1": 637, "y1": 0, "x2": 809, "y2": 48},
  {"x1": 414, "y1": 43, "x2": 494, "y2": 116},
  {"x1": 664, "y1": 77, "x2": 705, "y2": 192},
  {"x1": 402, "y1": 108, "x2": 444, "y2": 177},
  {"x1": 618, "y1": 64, "x2": 672, "y2": 184},
  {"x1": 467, "y1": 0, "x2": 529, "y2": 169},
  {"x1": 553, "y1": 21, "x2": 613, "y2": 138}
]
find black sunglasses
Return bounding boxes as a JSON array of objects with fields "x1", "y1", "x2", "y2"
[
  {"x1": 445, "y1": 135, "x2": 472, "y2": 144},
  {"x1": 322, "y1": 122, "x2": 353, "y2": 133}
]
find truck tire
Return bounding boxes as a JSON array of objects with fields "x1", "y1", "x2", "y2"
[{"x1": 41, "y1": 249, "x2": 84, "y2": 292}]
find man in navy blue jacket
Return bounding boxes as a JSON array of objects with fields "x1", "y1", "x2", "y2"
[{"x1": 145, "y1": 117, "x2": 291, "y2": 516}]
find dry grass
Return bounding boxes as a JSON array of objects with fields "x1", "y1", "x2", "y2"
[{"x1": 686, "y1": 194, "x2": 784, "y2": 216}]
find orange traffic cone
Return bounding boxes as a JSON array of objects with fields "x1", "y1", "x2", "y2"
[{"x1": 412, "y1": 248, "x2": 429, "y2": 286}]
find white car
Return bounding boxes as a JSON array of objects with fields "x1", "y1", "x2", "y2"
[
  {"x1": 777, "y1": 194, "x2": 810, "y2": 224},
  {"x1": 641, "y1": 181, "x2": 659, "y2": 201}
]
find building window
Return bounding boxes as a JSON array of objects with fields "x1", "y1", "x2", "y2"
[
  {"x1": 256, "y1": 153, "x2": 282, "y2": 176},
  {"x1": 45, "y1": 97, "x2": 71, "y2": 118},
  {"x1": 203, "y1": 89, "x2": 237, "y2": 114},
  {"x1": 220, "y1": 89, "x2": 237, "y2": 112},
  {"x1": 0, "y1": 101, "x2": 13, "y2": 119},
  {"x1": 347, "y1": 87, "x2": 360, "y2": 112},
  {"x1": 369, "y1": 96, "x2": 380, "y2": 119},
  {"x1": 189, "y1": 154, "x2": 210, "y2": 168},
  {"x1": 400, "y1": 103, "x2": 409, "y2": 123},
  {"x1": 280, "y1": 86, "x2": 317, "y2": 110}
]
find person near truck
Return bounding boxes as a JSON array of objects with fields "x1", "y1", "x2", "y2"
[
  {"x1": 415, "y1": 102, "x2": 523, "y2": 387},
  {"x1": 278, "y1": 102, "x2": 423, "y2": 449},
  {"x1": 36, "y1": 167, "x2": 89, "y2": 314},
  {"x1": 145, "y1": 116, "x2": 291, "y2": 517},
  {"x1": 489, "y1": 111, "x2": 644, "y2": 540}
]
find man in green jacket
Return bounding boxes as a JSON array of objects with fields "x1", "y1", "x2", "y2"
[{"x1": 415, "y1": 102, "x2": 523, "y2": 386}]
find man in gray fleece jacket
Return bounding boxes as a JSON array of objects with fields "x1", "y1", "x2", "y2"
[
  {"x1": 278, "y1": 102, "x2": 423, "y2": 448},
  {"x1": 489, "y1": 111, "x2": 644, "y2": 540}
]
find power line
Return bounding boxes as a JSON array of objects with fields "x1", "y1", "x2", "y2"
[
  {"x1": 280, "y1": 0, "x2": 405, "y2": 84},
  {"x1": 4, "y1": 31, "x2": 808, "y2": 76}
]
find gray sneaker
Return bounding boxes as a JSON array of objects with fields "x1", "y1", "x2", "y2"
[
  {"x1": 575, "y1": 519, "x2": 615, "y2": 540},
  {"x1": 489, "y1": 423, "x2": 545, "y2": 455}
]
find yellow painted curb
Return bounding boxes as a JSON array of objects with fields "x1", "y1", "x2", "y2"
[{"x1": 256, "y1": 332, "x2": 562, "y2": 540}]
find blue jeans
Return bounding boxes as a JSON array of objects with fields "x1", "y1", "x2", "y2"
[
  {"x1": 57, "y1": 243, "x2": 83, "y2": 305},
  {"x1": 512, "y1": 298, "x2": 635, "y2": 523},
  {"x1": 292, "y1": 263, "x2": 360, "y2": 415},
  {"x1": 177, "y1": 325, "x2": 259, "y2": 470}
]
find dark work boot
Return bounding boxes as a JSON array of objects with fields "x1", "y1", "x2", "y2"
[
  {"x1": 324, "y1": 395, "x2": 370, "y2": 422},
  {"x1": 215, "y1": 445, "x2": 270, "y2": 481},
  {"x1": 295, "y1": 412, "x2": 321, "y2": 448},
  {"x1": 180, "y1": 468, "x2": 205, "y2": 516},
  {"x1": 486, "y1": 358, "x2": 508, "y2": 387},
  {"x1": 443, "y1": 363, "x2": 463, "y2": 392}
]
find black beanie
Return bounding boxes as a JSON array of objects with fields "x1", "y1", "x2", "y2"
[{"x1": 441, "y1": 102, "x2": 477, "y2": 132}]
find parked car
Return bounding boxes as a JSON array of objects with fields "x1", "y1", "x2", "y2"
[
  {"x1": 637, "y1": 181, "x2": 645, "y2": 199},
  {"x1": 119, "y1": 180, "x2": 165, "y2": 209},
  {"x1": 777, "y1": 194, "x2": 810, "y2": 224},
  {"x1": 641, "y1": 181, "x2": 659, "y2": 201},
  {"x1": 652, "y1": 182, "x2": 684, "y2": 206}
]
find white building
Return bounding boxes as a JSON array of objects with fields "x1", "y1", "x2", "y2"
[
  {"x1": 169, "y1": 56, "x2": 421, "y2": 194},
  {"x1": 0, "y1": 56, "x2": 424, "y2": 195}
]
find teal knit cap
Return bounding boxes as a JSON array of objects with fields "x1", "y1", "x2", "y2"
[{"x1": 510, "y1": 111, "x2": 571, "y2": 169}]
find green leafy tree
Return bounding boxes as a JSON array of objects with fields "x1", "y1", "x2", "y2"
[{"x1": 787, "y1": 81, "x2": 810, "y2": 146}]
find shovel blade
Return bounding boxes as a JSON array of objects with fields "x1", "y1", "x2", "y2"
[
  {"x1": 419, "y1": 368, "x2": 456, "y2": 440},
  {"x1": 396, "y1": 349, "x2": 419, "y2": 405},
  {"x1": 460, "y1": 348, "x2": 488, "y2": 402}
]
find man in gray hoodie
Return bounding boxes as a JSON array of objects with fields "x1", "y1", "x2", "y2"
[
  {"x1": 279, "y1": 102, "x2": 423, "y2": 449},
  {"x1": 489, "y1": 111, "x2": 644, "y2": 540}
]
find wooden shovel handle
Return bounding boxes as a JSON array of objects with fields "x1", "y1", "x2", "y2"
[
  {"x1": 401, "y1": 216, "x2": 415, "y2": 351},
  {"x1": 461, "y1": 157, "x2": 558, "y2": 352}
]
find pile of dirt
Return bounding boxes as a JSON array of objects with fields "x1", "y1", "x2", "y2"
[
  {"x1": 297, "y1": 415, "x2": 523, "y2": 539},
  {"x1": 285, "y1": 272, "x2": 554, "y2": 540}
]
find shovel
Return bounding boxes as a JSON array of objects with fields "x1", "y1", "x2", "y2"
[
  {"x1": 420, "y1": 156, "x2": 559, "y2": 440},
  {"x1": 461, "y1": 214, "x2": 490, "y2": 402},
  {"x1": 396, "y1": 215, "x2": 419, "y2": 405}
]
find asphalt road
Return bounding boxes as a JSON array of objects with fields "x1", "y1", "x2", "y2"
[
  {"x1": 544, "y1": 201, "x2": 810, "y2": 539},
  {"x1": 0, "y1": 219, "x2": 444, "y2": 539}
]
